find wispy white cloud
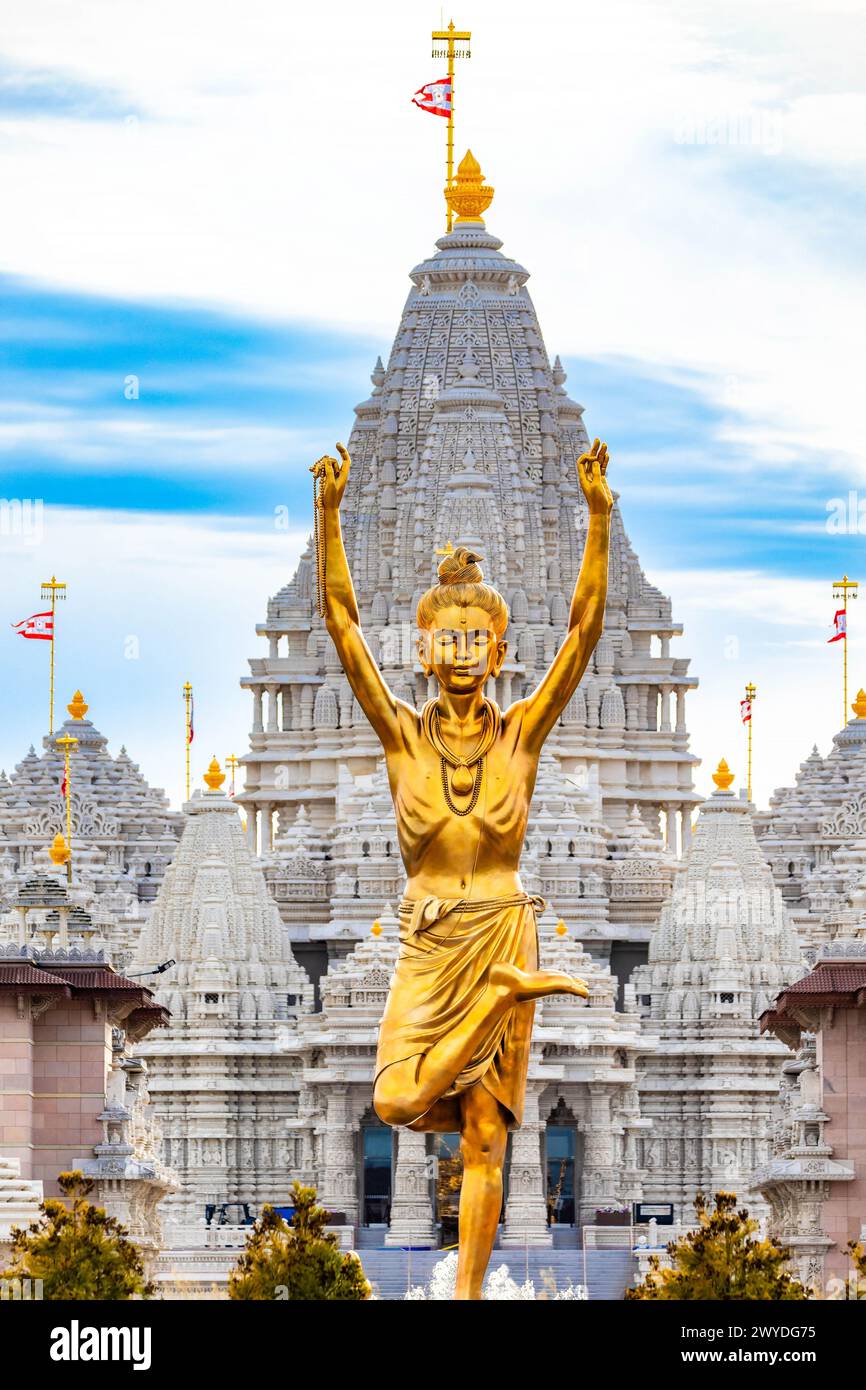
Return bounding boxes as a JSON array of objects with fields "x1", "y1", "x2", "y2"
[
  {"x1": 655, "y1": 564, "x2": 865, "y2": 803},
  {"x1": 0, "y1": 505, "x2": 307, "y2": 804},
  {"x1": 0, "y1": 412, "x2": 321, "y2": 470},
  {"x1": 1, "y1": 0, "x2": 864, "y2": 481}
]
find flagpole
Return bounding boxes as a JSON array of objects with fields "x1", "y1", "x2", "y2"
[
  {"x1": 226, "y1": 752, "x2": 239, "y2": 798},
  {"x1": 447, "y1": 29, "x2": 454, "y2": 231},
  {"x1": 40, "y1": 576, "x2": 66, "y2": 735},
  {"x1": 56, "y1": 733, "x2": 77, "y2": 884},
  {"x1": 833, "y1": 575, "x2": 858, "y2": 725},
  {"x1": 432, "y1": 20, "x2": 471, "y2": 233},
  {"x1": 745, "y1": 682, "x2": 756, "y2": 802},
  {"x1": 183, "y1": 682, "x2": 193, "y2": 802}
]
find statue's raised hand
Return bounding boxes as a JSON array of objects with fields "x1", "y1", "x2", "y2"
[
  {"x1": 311, "y1": 442, "x2": 351, "y2": 512},
  {"x1": 577, "y1": 438, "x2": 613, "y2": 516}
]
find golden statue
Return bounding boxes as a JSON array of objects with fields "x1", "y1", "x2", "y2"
[{"x1": 312, "y1": 437, "x2": 612, "y2": 1298}]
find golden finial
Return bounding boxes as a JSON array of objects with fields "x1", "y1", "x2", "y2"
[
  {"x1": 48, "y1": 832, "x2": 70, "y2": 866},
  {"x1": 371, "y1": 919, "x2": 383, "y2": 937},
  {"x1": 852, "y1": 689, "x2": 866, "y2": 719},
  {"x1": 712, "y1": 758, "x2": 735, "y2": 791},
  {"x1": 555, "y1": 919, "x2": 568, "y2": 937},
  {"x1": 435, "y1": 541, "x2": 455, "y2": 557},
  {"x1": 67, "y1": 691, "x2": 88, "y2": 721},
  {"x1": 203, "y1": 756, "x2": 226, "y2": 791},
  {"x1": 445, "y1": 150, "x2": 494, "y2": 226}
]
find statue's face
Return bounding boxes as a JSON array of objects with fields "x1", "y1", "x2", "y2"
[{"x1": 418, "y1": 603, "x2": 507, "y2": 693}]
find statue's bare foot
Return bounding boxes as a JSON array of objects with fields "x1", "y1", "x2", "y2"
[{"x1": 488, "y1": 962, "x2": 589, "y2": 1003}]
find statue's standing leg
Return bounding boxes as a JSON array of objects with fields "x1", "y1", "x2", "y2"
[{"x1": 454, "y1": 1084, "x2": 509, "y2": 1301}]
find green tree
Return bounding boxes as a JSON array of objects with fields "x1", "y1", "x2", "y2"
[
  {"x1": 1, "y1": 1171, "x2": 153, "y2": 1300},
  {"x1": 229, "y1": 1183, "x2": 370, "y2": 1301},
  {"x1": 627, "y1": 1191, "x2": 807, "y2": 1301},
  {"x1": 847, "y1": 1240, "x2": 866, "y2": 1296}
]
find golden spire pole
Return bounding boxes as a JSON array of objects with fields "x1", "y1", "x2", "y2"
[
  {"x1": 225, "y1": 752, "x2": 239, "y2": 797},
  {"x1": 744, "y1": 682, "x2": 756, "y2": 802},
  {"x1": 56, "y1": 732, "x2": 78, "y2": 883},
  {"x1": 432, "y1": 19, "x2": 471, "y2": 232},
  {"x1": 833, "y1": 575, "x2": 858, "y2": 726},
  {"x1": 183, "y1": 682, "x2": 193, "y2": 801},
  {"x1": 40, "y1": 575, "x2": 66, "y2": 735}
]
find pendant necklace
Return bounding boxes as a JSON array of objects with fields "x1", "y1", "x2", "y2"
[{"x1": 421, "y1": 698, "x2": 502, "y2": 815}]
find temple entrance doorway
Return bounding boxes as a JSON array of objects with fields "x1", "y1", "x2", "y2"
[
  {"x1": 360, "y1": 1112, "x2": 393, "y2": 1228},
  {"x1": 545, "y1": 1098, "x2": 582, "y2": 1240}
]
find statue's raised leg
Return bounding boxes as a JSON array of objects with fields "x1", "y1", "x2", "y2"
[{"x1": 374, "y1": 963, "x2": 585, "y2": 1128}]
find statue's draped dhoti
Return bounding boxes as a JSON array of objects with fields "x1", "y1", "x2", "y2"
[{"x1": 374, "y1": 893, "x2": 543, "y2": 1129}]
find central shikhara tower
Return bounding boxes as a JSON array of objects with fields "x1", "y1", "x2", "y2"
[{"x1": 238, "y1": 154, "x2": 699, "y2": 988}]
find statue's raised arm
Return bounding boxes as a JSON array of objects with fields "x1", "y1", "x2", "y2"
[
  {"x1": 311, "y1": 443, "x2": 404, "y2": 752},
  {"x1": 516, "y1": 438, "x2": 613, "y2": 749}
]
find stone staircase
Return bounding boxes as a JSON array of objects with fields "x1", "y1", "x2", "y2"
[
  {"x1": 0, "y1": 1155, "x2": 42, "y2": 1247},
  {"x1": 356, "y1": 1246, "x2": 636, "y2": 1301}
]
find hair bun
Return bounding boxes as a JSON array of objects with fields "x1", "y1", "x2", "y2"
[{"x1": 437, "y1": 546, "x2": 484, "y2": 587}]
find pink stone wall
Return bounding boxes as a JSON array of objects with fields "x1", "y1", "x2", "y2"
[
  {"x1": 819, "y1": 1007, "x2": 866, "y2": 1284},
  {"x1": 0, "y1": 994, "x2": 34, "y2": 1174},
  {"x1": 0, "y1": 994, "x2": 111, "y2": 1197}
]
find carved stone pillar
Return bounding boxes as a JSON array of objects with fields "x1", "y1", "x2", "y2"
[
  {"x1": 266, "y1": 684, "x2": 279, "y2": 733},
  {"x1": 317, "y1": 1087, "x2": 359, "y2": 1226},
  {"x1": 281, "y1": 686, "x2": 294, "y2": 732},
  {"x1": 579, "y1": 1085, "x2": 618, "y2": 1225},
  {"x1": 245, "y1": 807, "x2": 258, "y2": 854},
  {"x1": 680, "y1": 806, "x2": 692, "y2": 853},
  {"x1": 385, "y1": 1128, "x2": 436, "y2": 1247},
  {"x1": 300, "y1": 685, "x2": 314, "y2": 732},
  {"x1": 638, "y1": 685, "x2": 650, "y2": 730},
  {"x1": 625, "y1": 687, "x2": 640, "y2": 731},
  {"x1": 659, "y1": 684, "x2": 672, "y2": 733},
  {"x1": 252, "y1": 686, "x2": 264, "y2": 734},
  {"x1": 500, "y1": 1086, "x2": 552, "y2": 1247},
  {"x1": 675, "y1": 687, "x2": 686, "y2": 734},
  {"x1": 261, "y1": 803, "x2": 273, "y2": 853},
  {"x1": 268, "y1": 634, "x2": 279, "y2": 659},
  {"x1": 665, "y1": 804, "x2": 678, "y2": 857},
  {"x1": 337, "y1": 679, "x2": 353, "y2": 731}
]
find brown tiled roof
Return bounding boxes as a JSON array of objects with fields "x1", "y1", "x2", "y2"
[
  {"x1": 0, "y1": 962, "x2": 70, "y2": 993},
  {"x1": 49, "y1": 968, "x2": 151, "y2": 998},
  {"x1": 0, "y1": 961, "x2": 158, "y2": 1008},
  {"x1": 761, "y1": 961, "x2": 866, "y2": 1039},
  {"x1": 784, "y1": 965, "x2": 866, "y2": 995}
]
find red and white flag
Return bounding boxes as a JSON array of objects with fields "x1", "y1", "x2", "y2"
[
  {"x1": 188, "y1": 692, "x2": 195, "y2": 745},
  {"x1": 828, "y1": 608, "x2": 847, "y2": 643},
  {"x1": 412, "y1": 77, "x2": 452, "y2": 117},
  {"x1": 740, "y1": 698, "x2": 752, "y2": 724},
  {"x1": 12, "y1": 611, "x2": 53, "y2": 641},
  {"x1": 61, "y1": 771, "x2": 67, "y2": 798}
]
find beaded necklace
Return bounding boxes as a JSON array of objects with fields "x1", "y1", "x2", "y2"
[{"x1": 421, "y1": 698, "x2": 502, "y2": 816}]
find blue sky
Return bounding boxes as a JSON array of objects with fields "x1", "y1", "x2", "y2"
[{"x1": 1, "y1": 0, "x2": 864, "y2": 810}]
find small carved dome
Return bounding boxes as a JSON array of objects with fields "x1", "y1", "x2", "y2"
[{"x1": 313, "y1": 685, "x2": 339, "y2": 729}]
